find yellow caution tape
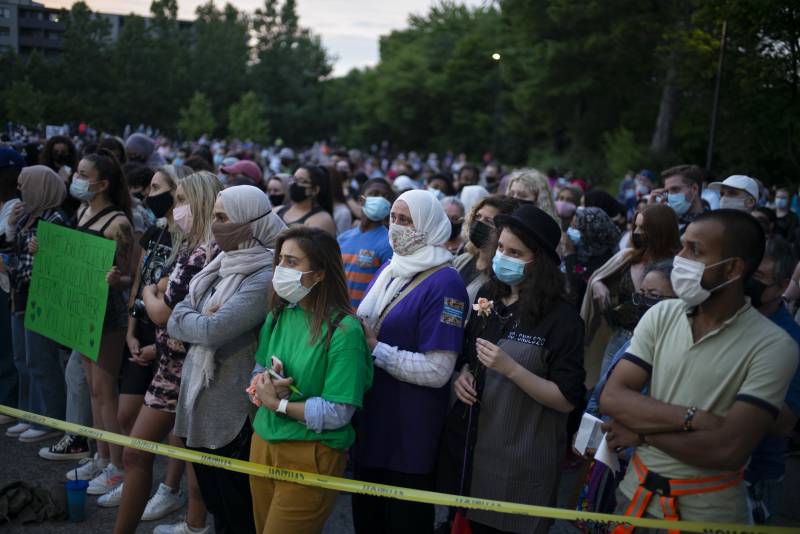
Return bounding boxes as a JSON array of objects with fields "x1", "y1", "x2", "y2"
[{"x1": 0, "y1": 404, "x2": 792, "y2": 534}]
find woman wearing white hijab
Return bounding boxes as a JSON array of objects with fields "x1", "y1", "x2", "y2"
[
  {"x1": 459, "y1": 184, "x2": 490, "y2": 216},
  {"x1": 167, "y1": 185, "x2": 285, "y2": 534},
  {"x1": 352, "y1": 189, "x2": 469, "y2": 534}
]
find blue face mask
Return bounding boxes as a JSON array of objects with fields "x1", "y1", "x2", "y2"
[
  {"x1": 69, "y1": 177, "x2": 96, "y2": 201},
  {"x1": 428, "y1": 187, "x2": 445, "y2": 201},
  {"x1": 567, "y1": 227, "x2": 582, "y2": 245},
  {"x1": 213, "y1": 154, "x2": 224, "y2": 166},
  {"x1": 667, "y1": 192, "x2": 691, "y2": 216},
  {"x1": 776, "y1": 198, "x2": 788, "y2": 210},
  {"x1": 492, "y1": 251, "x2": 530, "y2": 285},
  {"x1": 173, "y1": 157, "x2": 184, "y2": 167},
  {"x1": 362, "y1": 196, "x2": 391, "y2": 222}
]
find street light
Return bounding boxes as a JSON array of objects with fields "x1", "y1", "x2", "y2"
[{"x1": 491, "y1": 52, "x2": 501, "y2": 61}]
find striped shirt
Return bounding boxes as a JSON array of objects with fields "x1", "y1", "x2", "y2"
[{"x1": 337, "y1": 225, "x2": 392, "y2": 309}]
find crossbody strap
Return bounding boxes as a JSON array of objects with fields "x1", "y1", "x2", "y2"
[{"x1": 374, "y1": 263, "x2": 448, "y2": 336}]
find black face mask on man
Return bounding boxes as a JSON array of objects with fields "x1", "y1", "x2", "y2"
[
  {"x1": 449, "y1": 221, "x2": 463, "y2": 241},
  {"x1": 744, "y1": 278, "x2": 776, "y2": 309}
]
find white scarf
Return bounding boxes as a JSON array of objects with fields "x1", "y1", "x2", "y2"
[{"x1": 357, "y1": 189, "x2": 453, "y2": 331}]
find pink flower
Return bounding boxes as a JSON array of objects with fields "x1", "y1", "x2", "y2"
[{"x1": 472, "y1": 297, "x2": 494, "y2": 318}]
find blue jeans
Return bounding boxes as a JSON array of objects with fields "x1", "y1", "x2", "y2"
[
  {"x1": 11, "y1": 312, "x2": 30, "y2": 417},
  {"x1": 600, "y1": 328, "x2": 633, "y2": 377},
  {"x1": 11, "y1": 312, "x2": 66, "y2": 429},
  {"x1": 0, "y1": 290, "x2": 18, "y2": 408},
  {"x1": 65, "y1": 349, "x2": 92, "y2": 427}
]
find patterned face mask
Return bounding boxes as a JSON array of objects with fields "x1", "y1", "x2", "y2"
[{"x1": 389, "y1": 223, "x2": 427, "y2": 256}]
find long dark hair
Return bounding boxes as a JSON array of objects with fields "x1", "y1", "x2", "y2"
[
  {"x1": 271, "y1": 226, "x2": 352, "y2": 345},
  {"x1": 630, "y1": 204, "x2": 680, "y2": 263},
  {"x1": 325, "y1": 164, "x2": 347, "y2": 205},
  {"x1": 40, "y1": 135, "x2": 77, "y2": 172},
  {"x1": 82, "y1": 148, "x2": 132, "y2": 222},
  {"x1": 488, "y1": 225, "x2": 564, "y2": 324},
  {"x1": 300, "y1": 165, "x2": 334, "y2": 216}
]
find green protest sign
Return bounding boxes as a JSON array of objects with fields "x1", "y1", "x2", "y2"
[{"x1": 25, "y1": 221, "x2": 116, "y2": 361}]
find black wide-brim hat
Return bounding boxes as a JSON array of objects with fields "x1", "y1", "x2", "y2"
[{"x1": 494, "y1": 204, "x2": 561, "y2": 264}]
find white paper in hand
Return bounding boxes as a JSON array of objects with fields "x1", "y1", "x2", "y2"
[
  {"x1": 574, "y1": 413, "x2": 604, "y2": 455},
  {"x1": 595, "y1": 435, "x2": 621, "y2": 472}
]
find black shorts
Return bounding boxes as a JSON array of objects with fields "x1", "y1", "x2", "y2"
[{"x1": 119, "y1": 322, "x2": 157, "y2": 395}]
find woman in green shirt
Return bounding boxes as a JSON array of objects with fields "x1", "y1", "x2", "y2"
[{"x1": 250, "y1": 226, "x2": 373, "y2": 534}]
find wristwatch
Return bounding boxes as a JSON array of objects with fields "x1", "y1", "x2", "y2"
[{"x1": 276, "y1": 398, "x2": 289, "y2": 415}]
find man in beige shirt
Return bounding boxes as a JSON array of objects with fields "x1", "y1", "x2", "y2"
[{"x1": 600, "y1": 209, "x2": 798, "y2": 527}]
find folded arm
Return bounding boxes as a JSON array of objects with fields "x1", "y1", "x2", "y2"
[
  {"x1": 167, "y1": 279, "x2": 269, "y2": 349},
  {"x1": 372, "y1": 342, "x2": 457, "y2": 388}
]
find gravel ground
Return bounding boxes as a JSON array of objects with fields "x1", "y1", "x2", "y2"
[
  {"x1": 2, "y1": 425, "x2": 799, "y2": 533},
  {"x1": 0, "y1": 427, "x2": 354, "y2": 534}
]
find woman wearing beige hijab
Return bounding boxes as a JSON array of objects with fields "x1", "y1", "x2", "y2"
[{"x1": 5, "y1": 165, "x2": 70, "y2": 443}]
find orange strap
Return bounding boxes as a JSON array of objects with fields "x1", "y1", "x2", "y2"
[{"x1": 611, "y1": 455, "x2": 743, "y2": 534}]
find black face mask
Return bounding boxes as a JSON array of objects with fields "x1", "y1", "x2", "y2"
[
  {"x1": 631, "y1": 292, "x2": 666, "y2": 323},
  {"x1": 269, "y1": 194, "x2": 285, "y2": 207},
  {"x1": 744, "y1": 278, "x2": 768, "y2": 309},
  {"x1": 289, "y1": 182, "x2": 308, "y2": 203},
  {"x1": 449, "y1": 221, "x2": 463, "y2": 241},
  {"x1": 145, "y1": 190, "x2": 174, "y2": 219},
  {"x1": 469, "y1": 220, "x2": 493, "y2": 249},
  {"x1": 631, "y1": 233, "x2": 647, "y2": 250}
]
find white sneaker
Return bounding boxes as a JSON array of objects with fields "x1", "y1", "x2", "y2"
[
  {"x1": 87, "y1": 462, "x2": 124, "y2": 495},
  {"x1": 142, "y1": 483, "x2": 186, "y2": 521},
  {"x1": 0, "y1": 414, "x2": 14, "y2": 425},
  {"x1": 97, "y1": 482, "x2": 124, "y2": 507},
  {"x1": 153, "y1": 520, "x2": 210, "y2": 534},
  {"x1": 5, "y1": 422, "x2": 30, "y2": 437},
  {"x1": 66, "y1": 454, "x2": 108, "y2": 481},
  {"x1": 18, "y1": 428, "x2": 61, "y2": 443}
]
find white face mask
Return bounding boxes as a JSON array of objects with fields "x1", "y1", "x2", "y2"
[
  {"x1": 272, "y1": 265, "x2": 315, "y2": 304},
  {"x1": 719, "y1": 196, "x2": 750, "y2": 212},
  {"x1": 670, "y1": 255, "x2": 739, "y2": 307}
]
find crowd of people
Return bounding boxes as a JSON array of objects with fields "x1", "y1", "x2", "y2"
[{"x1": 0, "y1": 130, "x2": 799, "y2": 534}]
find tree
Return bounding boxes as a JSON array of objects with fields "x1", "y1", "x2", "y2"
[
  {"x1": 56, "y1": 1, "x2": 112, "y2": 126},
  {"x1": 251, "y1": 0, "x2": 332, "y2": 143},
  {"x1": 108, "y1": 15, "x2": 158, "y2": 128},
  {"x1": 178, "y1": 92, "x2": 216, "y2": 139},
  {"x1": 190, "y1": 1, "x2": 251, "y2": 135},
  {"x1": 228, "y1": 91, "x2": 270, "y2": 143},
  {"x1": 5, "y1": 79, "x2": 45, "y2": 128}
]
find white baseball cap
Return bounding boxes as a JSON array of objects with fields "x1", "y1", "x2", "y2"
[{"x1": 708, "y1": 175, "x2": 759, "y2": 200}]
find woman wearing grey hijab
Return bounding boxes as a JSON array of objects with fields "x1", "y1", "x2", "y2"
[
  {"x1": 5, "y1": 165, "x2": 70, "y2": 443},
  {"x1": 168, "y1": 185, "x2": 285, "y2": 533}
]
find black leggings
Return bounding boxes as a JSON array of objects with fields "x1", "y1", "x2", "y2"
[
  {"x1": 351, "y1": 464, "x2": 435, "y2": 534},
  {"x1": 187, "y1": 421, "x2": 255, "y2": 534}
]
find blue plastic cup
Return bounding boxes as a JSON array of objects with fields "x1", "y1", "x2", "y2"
[{"x1": 65, "y1": 479, "x2": 89, "y2": 522}]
